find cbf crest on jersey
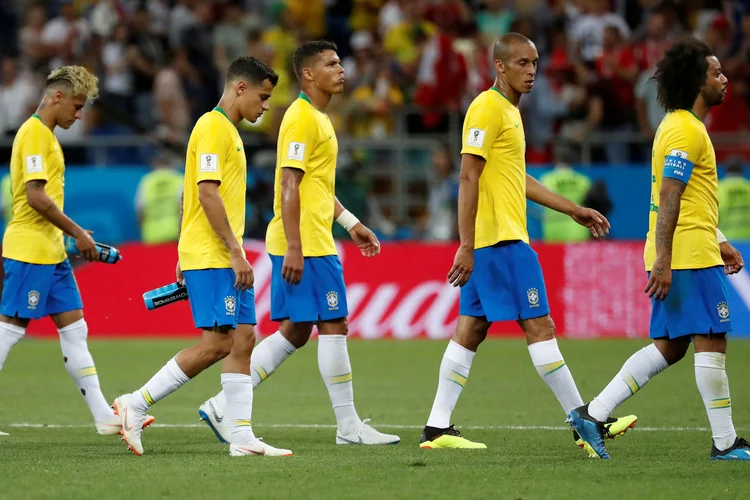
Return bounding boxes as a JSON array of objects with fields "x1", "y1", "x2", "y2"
[
  {"x1": 326, "y1": 291, "x2": 339, "y2": 310},
  {"x1": 527, "y1": 288, "x2": 539, "y2": 307},
  {"x1": 717, "y1": 301, "x2": 730, "y2": 322},
  {"x1": 27, "y1": 290, "x2": 40, "y2": 309},
  {"x1": 224, "y1": 296, "x2": 237, "y2": 315}
]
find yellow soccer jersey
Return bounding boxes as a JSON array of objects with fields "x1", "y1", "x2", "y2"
[
  {"x1": 266, "y1": 93, "x2": 338, "y2": 257},
  {"x1": 3, "y1": 115, "x2": 67, "y2": 264},
  {"x1": 460, "y1": 87, "x2": 528, "y2": 249},
  {"x1": 178, "y1": 108, "x2": 247, "y2": 270},
  {"x1": 644, "y1": 110, "x2": 722, "y2": 270}
]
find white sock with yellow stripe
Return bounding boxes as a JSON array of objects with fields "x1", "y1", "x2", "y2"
[
  {"x1": 58, "y1": 319, "x2": 113, "y2": 421},
  {"x1": 426, "y1": 340, "x2": 474, "y2": 429},
  {"x1": 695, "y1": 352, "x2": 737, "y2": 451},
  {"x1": 318, "y1": 335, "x2": 361, "y2": 435},
  {"x1": 528, "y1": 338, "x2": 583, "y2": 414},
  {"x1": 588, "y1": 343, "x2": 668, "y2": 422},
  {"x1": 131, "y1": 357, "x2": 190, "y2": 413},
  {"x1": 221, "y1": 373, "x2": 256, "y2": 444}
]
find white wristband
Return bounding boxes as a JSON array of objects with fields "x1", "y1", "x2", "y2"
[
  {"x1": 336, "y1": 209, "x2": 360, "y2": 231},
  {"x1": 717, "y1": 228, "x2": 728, "y2": 244}
]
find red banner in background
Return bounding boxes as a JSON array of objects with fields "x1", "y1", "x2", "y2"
[{"x1": 25, "y1": 241, "x2": 647, "y2": 338}]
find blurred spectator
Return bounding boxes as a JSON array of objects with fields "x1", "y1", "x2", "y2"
[
  {"x1": 704, "y1": 16, "x2": 734, "y2": 61},
  {"x1": 421, "y1": 145, "x2": 458, "y2": 241},
  {"x1": 102, "y1": 23, "x2": 133, "y2": 110},
  {"x1": 707, "y1": 75, "x2": 750, "y2": 162},
  {"x1": 634, "y1": 66, "x2": 665, "y2": 146},
  {"x1": 384, "y1": 0, "x2": 436, "y2": 68},
  {"x1": 476, "y1": 0, "x2": 515, "y2": 44},
  {"x1": 718, "y1": 156, "x2": 750, "y2": 241},
  {"x1": 153, "y1": 49, "x2": 191, "y2": 145},
  {"x1": 127, "y1": 6, "x2": 167, "y2": 128},
  {"x1": 213, "y1": 1, "x2": 249, "y2": 73},
  {"x1": 632, "y1": 9, "x2": 671, "y2": 70},
  {"x1": 570, "y1": 0, "x2": 630, "y2": 62},
  {"x1": 342, "y1": 30, "x2": 377, "y2": 88},
  {"x1": 379, "y1": 0, "x2": 405, "y2": 36},
  {"x1": 42, "y1": 0, "x2": 89, "y2": 71},
  {"x1": 87, "y1": 0, "x2": 124, "y2": 39},
  {"x1": 146, "y1": 0, "x2": 170, "y2": 37},
  {"x1": 348, "y1": 63, "x2": 404, "y2": 138},
  {"x1": 18, "y1": 3, "x2": 50, "y2": 74},
  {"x1": 169, "y1": 0, "x2": 197, "y2": 48},
  {"x1": 0, "y1": 0, "x2": 18, "y2": 59},
  {"x1": 540, "y1": 147, "x2": 592, "y2": 243},
  {"x1": 424, "y1": 0, "x2": 472, "y2": 36},
  {"x1": 595, "y1": 25, "x2": 638, "y2": 110},
  {"x1": 179, "y1": 2, "x2": 220, "y2": 120},
  {"x1": 262, "y1": 2, "x2": 299, "y2": 80},
  {"x1": 135, "y1": 151, "x2": 184, "y2": 245},
  {"x1": 286, "y1": 0, "x2": 325, "y2": 39},
  {"x1": 0, "y1": 57, "x2": 41, "y2": 138}
]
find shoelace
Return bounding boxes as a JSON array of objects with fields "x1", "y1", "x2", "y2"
[
  {"x1": 736, "y1": 437, "x2": 750, "y2": 449},
  {"x1": 443, "y1": 425, "x2": 462, "y2": 437}
]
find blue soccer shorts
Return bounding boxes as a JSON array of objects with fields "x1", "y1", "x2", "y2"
[
  {"x1": 0, "y1": 258, "x2": 83, "y2": 319},
  {"x1": 649, "y1": 266, "x2": 732, "y2": 339},
  {"x1": 182, "y1": 268, "x2": 256, "y2": 330},
  {"x1": 269, "y1": 255, "x2": 348, "y2": 323},
  {"x1": 459, "y1": 240, "x2": 551, "y2": 322}
]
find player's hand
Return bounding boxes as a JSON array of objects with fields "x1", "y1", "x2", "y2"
[
  {"x1": 74, "y1": 229, "x2": 98, "y2": 262},
  {"x1": 282, "y1": 247, "x2": 304, "y2": 285},
  {"x1": 644, "y1": 258, "x2": 671, "y2": 301},
  {"x1": 349, "y1": 223, "x2": 380, "y2": 257},
  {"x1": 230, "y1": 250, "x2": 254, "y2": 291},
  {"x1": 175, "y1": 261, "x2": 184, "y2": 284},
  {"x1": 720, "y1": 241, "x2": 744, "y2": 275},
  {"x1": 571, "y1": 206, "x2": 610, "y2": 238},
  {"x1": 447, "y1": 245, "x2": 474, "y2": 287}
]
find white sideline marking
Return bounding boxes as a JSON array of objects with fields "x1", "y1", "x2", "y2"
[{"x1": 6, "y1": 422, "x2": 723, "y2": 432}]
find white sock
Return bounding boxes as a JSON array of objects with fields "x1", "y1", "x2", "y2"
[
  {"x1": 214, "y1": 331, "x2": 297, "y2": 408},
  {"x1": 695, "y1": 352, "x2": 737, "y2": 451},
  {"x1": 426, "y1": 340, "x2": 475, "y2": 429},
  {"x1": 0, "y1": 322, "x2": 25, "y2": 370},
  {"x1": 221, "y1": 372, "x2": 256, "y2": 444},
  {"x1": 318, "y1": 335, "x2": 361, "y2": 435},
  {"x1": 528, "y1": 339, "x2": 584, "y2": 415},
  {"x1": 588, "y1": 343, "x2": 668, "y2": 422},
  {"x1": 131, "y1": 356, "x2": 190, "y2": 413},
  {"x1": 58, "y1": 319, "x2": 114, "y2": 422}
]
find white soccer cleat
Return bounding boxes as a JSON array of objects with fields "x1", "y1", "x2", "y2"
[
  {"x1": 198, "y1": 397, "x2": 231, "y2": 443},
  {"x1": 112, "y1": 394, "x2": 147, "y2": 456},
  {"x1": 336, "y1": 419, "x2": 401, "y2": 445},
  {"x1": 229, "y1": 439, "x2": 293, "y2": 457},
  {"x1": 96, "y1": 413, "x2": 156, "y2": 435}
]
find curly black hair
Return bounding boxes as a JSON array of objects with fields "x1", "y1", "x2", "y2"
[{"x1": 653, "y1": 36, "x2": 714, "y2": 112}]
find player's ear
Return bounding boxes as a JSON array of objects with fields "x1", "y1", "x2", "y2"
[
  {"x1": 302, "y1": 67, "x2": 315, "y2": 83},
  {"x1": 236, "y1": 80, "x2": 247, "y2": 95},
  {"x1": 494, "y1": 59, "x2": 504, "y2": 74},
  {"x1": 55, "y1": 90, "x2": 64, "y2": 103}
]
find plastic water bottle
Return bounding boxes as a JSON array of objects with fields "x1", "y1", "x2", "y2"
[
  {"x1": 143, "y1": 282, "x2": 189, "y2": 310},
  {"x1": 65, "y1": 237, "x2": 122, "y2": 264}
]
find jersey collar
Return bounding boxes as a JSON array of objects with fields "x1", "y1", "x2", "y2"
[
  {"x1": 687, "y1": 109, "x2": 703, "y2": 123},
  {"x1": 213, "y1": 106, "x2": 233, "y2": 124},
  {"x1": 299, "y1": 92, "x2": 312, "y2": 104},
  {"x1": 490, "y1": 86, "x2": 514, "y2": 106},
  {"x1": 31, "y1": 113, "x2": 43, "y2": 122}
]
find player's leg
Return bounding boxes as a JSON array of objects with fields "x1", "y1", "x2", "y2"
[
  {"x1": 0, "y1": 258, "x2": 43, "y2": 370},
  {"x1": 222, "y1": 290, "x2": 291, "y2": 457},
  {"x1": 0, "y1": 315, "x2": 29, "y2": 370},
  {"x1": 420, "y1": 314, "x2": 490, "y2": 449}
]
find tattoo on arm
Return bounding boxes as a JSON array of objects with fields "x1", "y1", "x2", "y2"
[{"x1": 655, "y1": 187, "x2": 683, "y2": 267}]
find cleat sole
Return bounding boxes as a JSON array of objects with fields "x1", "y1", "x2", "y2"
[{"x1": 198, "y1": 409, "x2": 229, "y2": 444}]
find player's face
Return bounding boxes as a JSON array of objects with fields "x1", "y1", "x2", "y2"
[
  {"x1": 237, "y1": 78, "x2": 274, "y2": 123},
  {"x1": 311, "y1": 50, "x2": 345, "y2": 95},
  {"x1": 497, "y1": 42, "x2": 539, "y2": 95},
  {"x1": 54, "y1": 92, "x2": 86, "y2": 129},
  {"x1": 701, "y1": 56, "x2": 728, "y2": 107}
]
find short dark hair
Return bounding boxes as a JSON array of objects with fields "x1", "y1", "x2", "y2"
[
  {"x1": 292, "y1": 40, "x2": 338, "y2": 80},
  {"x1": 653, "y1": 36, "x2": 714, "y2": 112},
  {"x1": 226, "y1": 56, "x2": 279, "y2": 87}
]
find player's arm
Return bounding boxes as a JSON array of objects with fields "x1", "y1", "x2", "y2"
[
  {"x1": 526, "y1": 174, "x2": 609, "y2": 238},
  {"x1": 717, "y1": 228, "x2": 744, "y2": 275},
  {"x1": 176, "y1": 191, "x2": 184, "y2": 282},
  {"x1": 447, "y1": 153, "x2": 485, "y2": 287},
  {"x1": 194, "y1": 131, "x2": 253, "y2": 290},
  {"x1": 334, "y1": 197, "x2": 380, "y2": 257}
]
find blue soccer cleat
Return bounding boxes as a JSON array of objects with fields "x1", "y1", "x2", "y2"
[
  {"x1": 710, "y1": 438, "x2": 750, "y2": 461},
  {"x1": 567, "y1": 404, "x2": 610, "y2": 459}
]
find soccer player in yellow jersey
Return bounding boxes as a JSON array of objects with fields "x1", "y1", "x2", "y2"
[
  {"x1": 199, "y1": 41, "x2": 399, "y2": 446},
  {"x1": 114, "y1": 57, "x2": 292, "y2": 458},
  {"x1": 0, "y1": 66, "x2": 155, "y2": 435},
  {"x1": 569, "y1": 38, "x2": 750, "y2": 461},
  {"x1": 418, "y1": 34, "x2": 634, "y2": 451}
]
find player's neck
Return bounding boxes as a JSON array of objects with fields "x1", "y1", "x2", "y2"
[
  {"x1": 691, "y1": 99, "x2": 710, "y2": 122},
  {"x1": 34, "y1": 105, "x2": 56, "y2": 131},
  {"x1": 492, "y1": 79, "x2": 520, "y2": 107},
  {"x1": 215, "y1": 98, "x2": 242, "y2": 126},
  {"x1": 300, "y1": 87, "x2": 331, "y2": 112}
]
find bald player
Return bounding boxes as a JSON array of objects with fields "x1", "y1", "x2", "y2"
[{"x1": 418, "y1": 34, "x2": 635, "y2": 451}]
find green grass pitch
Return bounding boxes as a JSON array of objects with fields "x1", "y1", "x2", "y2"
[{"x1": 1, "y1": 338, "x2": 750, "y2": 499}]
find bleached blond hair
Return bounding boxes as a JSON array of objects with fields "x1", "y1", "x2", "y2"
[{"x1": 45, "y1": 65, "x2": 99, "y2": 100}]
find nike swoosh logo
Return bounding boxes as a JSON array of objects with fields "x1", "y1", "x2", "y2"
[
  {"x1": 514, "y1": 124, "x2": 520, "y2": 128},
  {"x1": 209, "y1": 402, "x2": 223, "y2": 423},
  {"x1": 328, "y1": 135, "x2": 332, "y2": 139},
  {"x1": 123, "y1": 407, "x2": 133, "y2": 432},
  {"x1": 237, "y1": 147, "x2": 242, "y2": 152},
  {"x1": 339, "y1": 436, "x2": 363, "y2": 444},
  {"x1": 238, "y1": 446, "x2": 265, "y2": 455}
]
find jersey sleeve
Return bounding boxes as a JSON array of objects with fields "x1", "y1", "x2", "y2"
[
  {"x1": 460, "y1": 102, "x2": 499, "y2": 160},
  {"x1": 661, "y1": 126, "x2": 703, "y2": 184},
  {"x1": 279, "y1": 112, "x2": 318, "y2": 172},
  {"x1": 193, "y1": 123, "x2": 227, "y2": 184},
  {"x1": 18, "y1": 128, "x2": 51, "y2": 184}
]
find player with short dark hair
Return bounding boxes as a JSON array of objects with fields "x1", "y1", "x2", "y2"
[
  {"x1": 0, "y1": 66, "x2": 155, "y2": 435},
  {"x1": 418, "y1": 34, "x2": 636, "y2": 451},
  {"x1": 569, "y1": 37, "x2": 749, "y2": 461},
  {"x1": 113, "y1": 57, "x2": 292, "y2": 458},
  {"x1": 199, "y1": 41, "x2": 399, "y2": 446}
]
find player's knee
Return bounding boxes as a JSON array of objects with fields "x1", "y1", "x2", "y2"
[
  {"x1": 202, "y1": 335, "x2": 234, "y2": 363},
  {"x1": 318, "y1": 318, "x2": 348, "y2": 336},
  {"x1": 654, "y1": 338, "x2": 690, "y2": 365},
  {"x1": 521, "y1": 315, "x2": 555, "y2": 343},
  {"x1": 280, "y1": 321, "x2": 314, "y2": 349}
]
